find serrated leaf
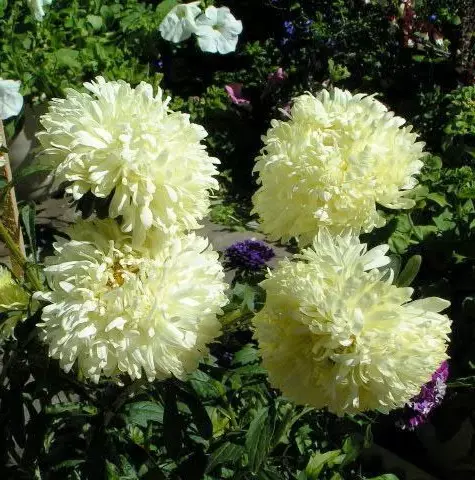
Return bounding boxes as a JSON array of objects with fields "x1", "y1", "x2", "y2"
[
  {"x1": 123, "y1": 401, "x2": 164, "y2": 427},
  {"x1": 232, "y1": 344, "x2": 259, "y2": 366},
  {"x1": 189, "y1": 369, "x2": 226, "y2": 400},
  {"x1": 205, "y1": 441, "x2": 245, "y2": 473},
  {"x1": 245, "y1": 407, "x2": 272, "y2": 473},
  {"x1": 395, "y1": 255, "x2": 422, "y2": 287},
  {"x1": 53, "y1": 48, "x2": 80, "y2": 69}
]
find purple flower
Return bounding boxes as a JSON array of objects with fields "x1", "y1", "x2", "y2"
[
  {"x1": 302, "y1": 19, "x2": 313, "y2": 33},
  {"x1": 267, "y1": 67, "x2": 288, "y2": 85},
  {"x1": 224, "y1": 83, "x2": 251, "y2": 107},
  {"x1": 429, "y1": 14, "x2": 437, "y2": 22},
  {"x1": 224, "y1": 239, "x2": 275, "y2": 271},
  {"x1": 397, "y1": 361, "x2": 449, "y2": 430},
  {"x1": 283, "y1": 21, "x2": 295, "y2": 36}
]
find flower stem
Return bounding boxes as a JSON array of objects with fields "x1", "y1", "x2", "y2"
[{"x1": 0, "y1": 219, "x2": 42, "y2": 291}]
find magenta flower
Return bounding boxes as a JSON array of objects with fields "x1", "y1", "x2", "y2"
[
  {"x1": 397, "y1": 361, "x2": 449, "y2": 430},
  {"x1": 267, "y1": 67, "x2": 288, "y2": 84},
  {"x1": 224, "y1": 83, "x2": 251, "y2": 106}
]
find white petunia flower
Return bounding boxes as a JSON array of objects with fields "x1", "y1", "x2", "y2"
[
  {"x1": 253, "y1": 229, "x2": 451, "y2": 415},
  {"x1": 194, "y1": 6, "x2": 243, "y2": 54},
  {"x1": 0, "y1": 79, "x2": 24, "y2": 120},
  {"x1": 37, "y1": 77, "x2": 220, "y2": 245},
  {"x1": 26, "y1": 0, "x2": 53, "y2": 21},
  {"x1": 252, "y1": 88, "x2": 426, "y2": 245},
  {"x1": 35, "y1": 219, "x2": 229, "y2": 383},
  {"x1": 159, "y1": 2, "x2": 201, "y2": 43}
]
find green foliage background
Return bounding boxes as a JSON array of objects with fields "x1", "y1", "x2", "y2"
[{"x1": 0, "y1": 0, "x2": 474, "y2": 479}]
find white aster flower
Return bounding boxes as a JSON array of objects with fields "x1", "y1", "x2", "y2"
[
  {"x1": 0, "y1": 79, "x2": 24, "y2": 120},
  {"x1": 0, "y1": 266, "x2": 31, "y2": 341},
  {"x1": 159, "y1": 2, "x2": 201, "y2": 43},
  {"x1": 37, "y1": 76, "x2": 219, "y2": 245},
  {"x1": 195, "y1": 6, "x2": 243, "y2": 54},
  {"x1": 35, "y1": 219, "x2": 228, "y2": 383},
  {"x1": 26, "y1": 0, "x2": 53, "y2": 21},
  {"x1": 252, "y1": 88, "x2": 426, "y2": 245},
  {"x1": 253, "y1": 229, "x2": 451, "y2": 415}
]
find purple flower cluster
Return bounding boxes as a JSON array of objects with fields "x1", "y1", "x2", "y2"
[
  {"x1": 224, "y1": 239, "x2": 275, "y2": 271},
  {"x1": 397, "y1": 361, "x2": 449, "y2": 430}
]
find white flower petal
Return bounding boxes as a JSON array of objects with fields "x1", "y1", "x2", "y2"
[
  {"x1": 37, "y1": 220, "x2": 228, "y2": 383},
  {"x1": 253, "y1": 231, "x2": 451, "y2": 416},
  {"x1": 0, "y1": 79, "x2": 23, "y2": 120}
]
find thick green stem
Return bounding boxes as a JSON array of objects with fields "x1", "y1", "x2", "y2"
[{"x1": 0, "y1": 219, "x2": 42, "y2": 291}]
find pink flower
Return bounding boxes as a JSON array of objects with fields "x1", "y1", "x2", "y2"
[
  {"x1": 267, "y1": 67, "x2": 288, "y2": 84},
  {"x1": 224, "y1": 83, "x2": 251, "y2": 106}
]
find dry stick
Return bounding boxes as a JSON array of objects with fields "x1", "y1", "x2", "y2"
[{"x1": 0, "y1": 119, "x2": 26, "y2": 278}]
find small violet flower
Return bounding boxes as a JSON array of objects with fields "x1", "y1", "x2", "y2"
[
  {"x1": 283, "y1": 21, "x2": 295, "y2": 36},
  {"x1": 397, "y1": 361, "x2": 449, "y2": 430},
  {"x1": 224, "y1": 83, "x2": 251, "y2": 106},
  {"x1": 267, "y1": 67, "x2": 288, "y2": 85},
  {"x1": 224, "y1": 239, "x2": 275, "y2": 271}
]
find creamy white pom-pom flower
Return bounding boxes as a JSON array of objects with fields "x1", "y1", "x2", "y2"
[
  {"x1": 253, "y1": 229, "x2": 451, "y2": 415},
  {"x1": 159, "y1": 2, "x2": 201, "y2": 43},
  {"x1": 195, "y1": 6, "x2": 243, "y2": 54},
  {"x1": 37, "y1": 76, "x2": 219, "y2": 245},
  {"x1": 35, "y1": 220, "x2": 228, "y2": 383},
  {"x1": 252, "y1": 88, "x2": 426, "y2": 245}
]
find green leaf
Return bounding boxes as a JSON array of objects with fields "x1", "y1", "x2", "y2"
[
  {"x1": 156, "y1": 0, "x2": 179, "y2": 23},
  {"x1": 45, "y1": 402, "x2": 97, "y2": 415},
  {"x1": 189, "y1": 369, "x2": 226, "y2": 400},
  {"x1": 271, "y1": 403, "x2": 294, "y2": 447},
  {"x1": 257, "y1": 467, "x2": 286, "y2": 480},
  {"x1": 177, "y1": 388, "x2": 213, "y2": 439},
  {"x1": 245, "y1": 407, "x2": 272, "y2": 474},
  {"x1": 87, "y1": 14, "x2": 103, "y2": 30},
  {"x1": 365, "y1": 475, "x2": 399, "y2": 480},
  {"x1": 304, "y1": 450, "x2": 341, "y2": 479},
  {"x1": 53, "y1": 48, "x2": 81, "y2": 69},
  {"x1": 13, "y1": 163, "x2": 53, "y2": 183},
  {"x1": 426, "y1": 192, "x2": 448, "y2": 207},
  {"x1": 106, "y1": 461, "x2": 120, "y2": 480},
  {"x1": 123, "y1": 401, "x2": 164, "y2": 427},
  {"x1": 51, "y1": 460, "x2": 85, "y2": 471},
  {"x1": 395, "y1": 255, "x2": 422, "y2": 287},
  {"x1": 205, "y1": 442, "x2": 245, "y2": 473},
  {"x1": 232, "y1": 344, "x2": 259, "y2": 366},
  {"x1": 20, "y1": 202, "x2": 37, "y2": 261}
]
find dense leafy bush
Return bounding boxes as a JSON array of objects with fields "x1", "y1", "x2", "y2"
[{"x1": 0, "y1": 0, "x2": 474, "y2": 479}]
